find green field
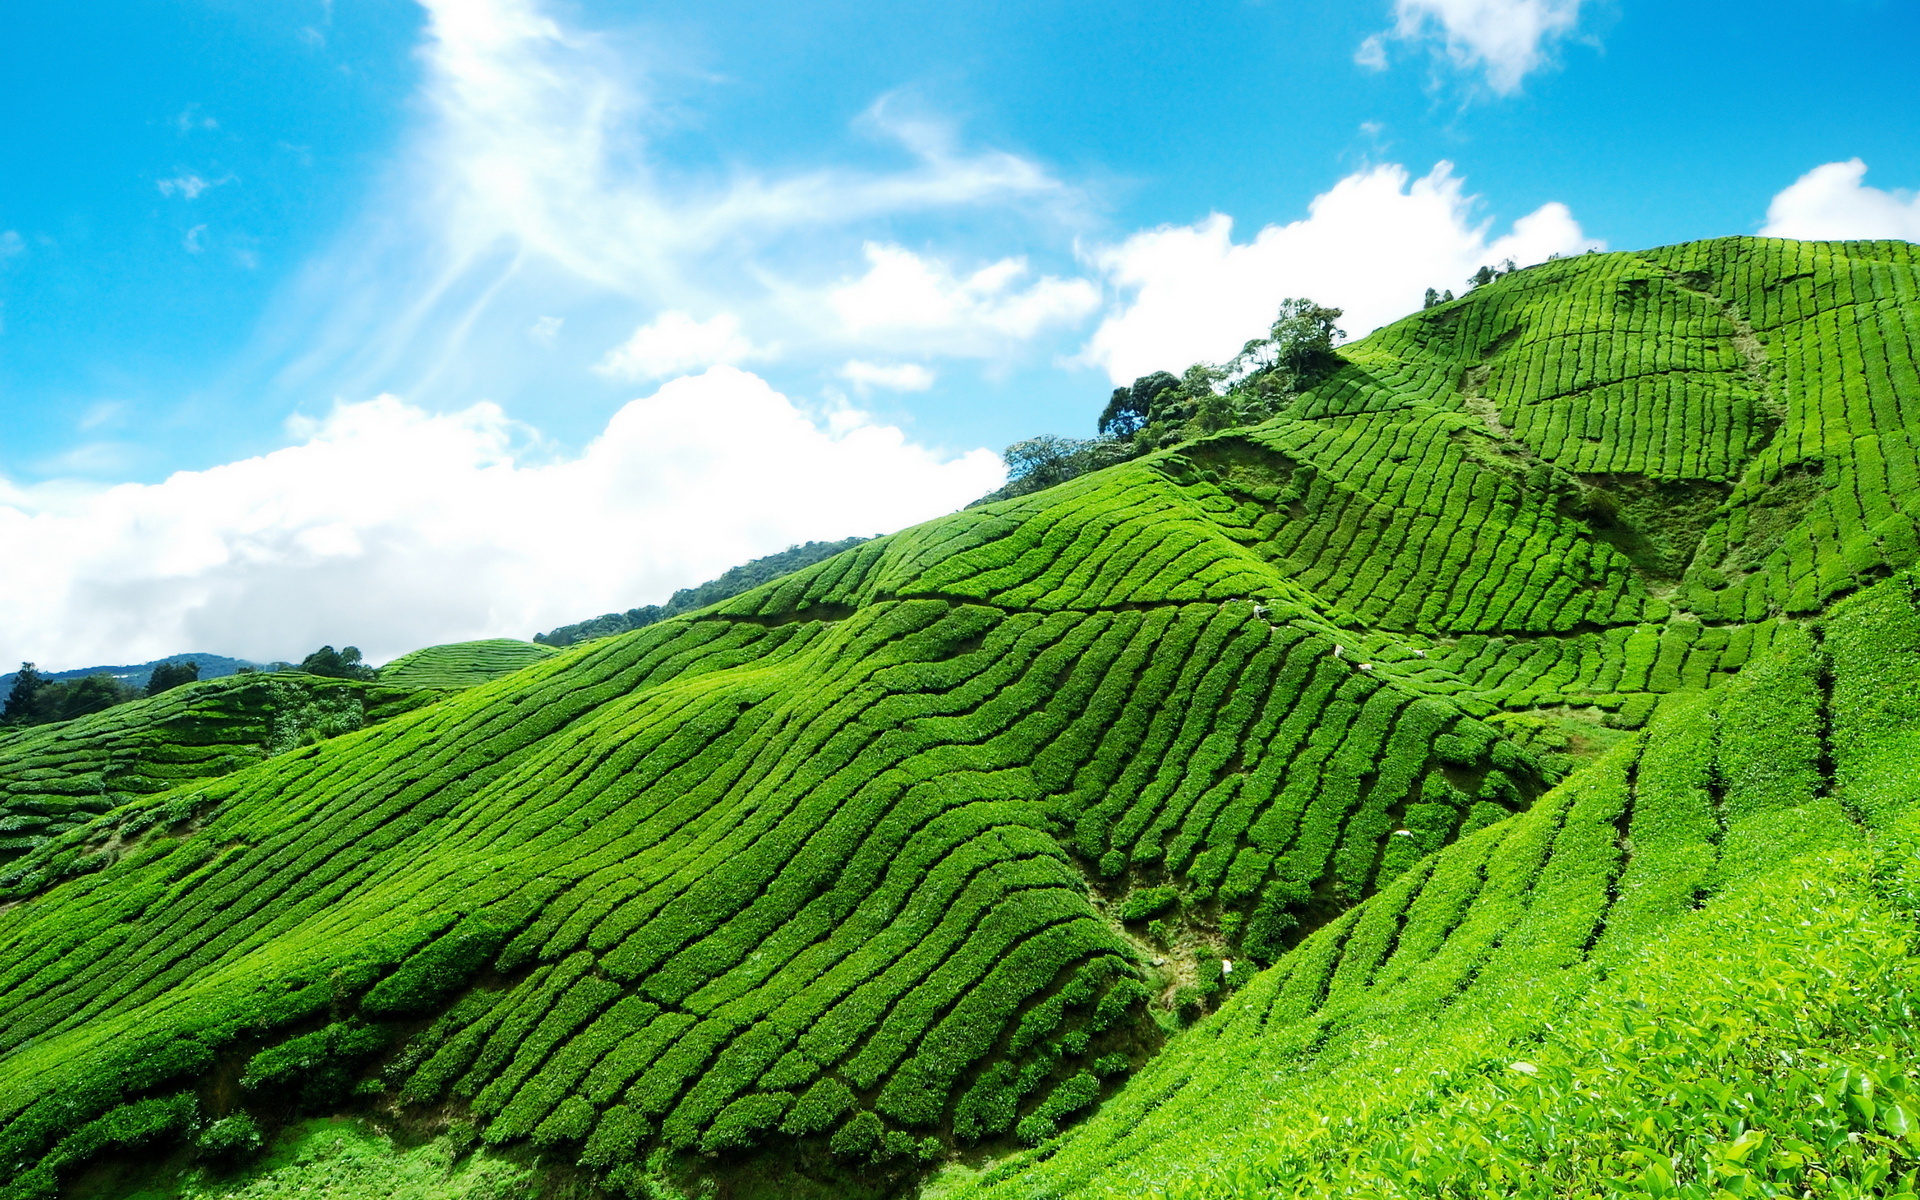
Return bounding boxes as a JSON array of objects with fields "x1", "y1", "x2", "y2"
[
  {"x1": 3, "y1": 236, "x2": 1918, "y2": 1199},
  {"x1": 379, "y1": 640, "x2": 561, "y2": 691}
]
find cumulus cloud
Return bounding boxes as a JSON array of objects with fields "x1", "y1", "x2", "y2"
[
  {"x1": 829, "y1": 243, "x2": 1100, "y2": 355},
  {"x1": 1363, "y1": 0, "x2": 1587, "y2": 94},
  {"x1": 840, "y1": 360, "x2": 936, "y2": 393},
  {"x1": 1761, "y1": 160, "x2": 1920, "y2": 241},
  {"x1": 594, "y1": 312, "x2": 763, "y2": 380},
  {"x1": 0, "y1": 368, "x2": 1002, "y2": 669},
  {"x1": 1081, "y1": 161, "x2": 1599, "y2": 384}
]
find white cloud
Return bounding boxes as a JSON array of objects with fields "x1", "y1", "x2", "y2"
[
  {"x1": 183, "y1": 225, "x2": 208, "y2": 254},
  {"x1": 266, "y1": 0, "x2": 1086, "y2": 401},
  {"x1": 594, "y1": 312, "x2": 763, "y2": 380},
  {"x1": 157, "y1": 173, "x2": 230, "y2": 200},
  {"x1": 840, "y1": 360, "x2": 936, "y2": 393},
  {"x1": 829, "y1": 243, "x2": 1099, "y2": 355},
  {"x1": 0, "y1": 368, "x2": 1002, "y2": 669},
  {"x1": 407, "y1": 0, "x2": 1068, "y2": 301},
  {"x1": 1366, "y1": 0, "x2": 1586, "y2": 94},
  {"x1": 1761, "y1": 160, "x2": 1920, "y2": 241},
  {"x1": 0, "y1": 230, "x2": 22, "y2": 259},
  {"x1": 1081, "y1": 161, "x2": 1599, "y2": 384},
  {"x1": 528, "y1": 315, "x2": 563, "y2": 345}
]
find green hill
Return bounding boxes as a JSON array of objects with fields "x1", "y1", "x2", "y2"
[
  {"x1": 0, "y1": 673, "x2": 433, "y2": 877},
  {"x1": 378, "y1": 639, "x2": 559, "y2": 691},
  {"x1": 1, "y1": 236, "x2": 1917, "y2": 1200},
  {"x1": 966, "y1": 570, "x2": 1920, "y2": 1199},
  {"x1": 534, "y1": 538, "x2": 872, "y2": 649}
]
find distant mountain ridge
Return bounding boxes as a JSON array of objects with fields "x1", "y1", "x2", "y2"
[{"x1": 0, "y1": 652, "x2": 264, "y2": 699}]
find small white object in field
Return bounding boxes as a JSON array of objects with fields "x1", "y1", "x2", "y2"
[
  {"x1": 1358, "y1": 663, "x2": 1372, "y2": 671},
  {"x1": 1222, "y1": 959, "x2": 1233, "y2": 974}
]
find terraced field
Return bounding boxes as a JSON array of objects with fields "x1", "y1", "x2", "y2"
[
  {"x1": 1, "y1": 236, "x2": 1916, "y2": 1200},
  {"x1": 379, "y1": 639, "x2": 559, "y2": 690},
  {"x1": 0, "y1": 673, "x2": 432, "y2": 877},
  {"x1": 969, "y1": 569, "x2": 1920, "y2": 1198}
]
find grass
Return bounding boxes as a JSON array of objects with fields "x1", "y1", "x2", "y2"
[{"x1": 2, "y1": 236, "x2": 1918, "y2": 1197}]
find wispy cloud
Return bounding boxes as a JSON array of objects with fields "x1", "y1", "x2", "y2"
[
  {"x1": 1360, "y1": 0, "x2": 1588, "y2": 94},
  {"x1": 264, "y1": 0, "x2": 1084, "y2": 405},
  {"x1": 0, "y1": 230, "x2": 23, "y2": 259},
  {"x1": 78, "y1": 402, "x2": 123, "y2": 432},
  {"x1": 174, "y1": 104, "x2": 218, "y2": 135},
  {"x1": 183, "y1": 224, "x2": 209, "y2": 253},
  {"x1": 157, "y1": 173, "x2": 233, "y2": 199}
]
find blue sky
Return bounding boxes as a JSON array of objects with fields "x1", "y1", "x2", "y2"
[{"x1": 2, "y1": 0, "x2": 1918, "y2": 669}]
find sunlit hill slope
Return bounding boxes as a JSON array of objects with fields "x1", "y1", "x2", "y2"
[{"x1": 2, "y1": 235, "x2": 1919, "y2": 1199}]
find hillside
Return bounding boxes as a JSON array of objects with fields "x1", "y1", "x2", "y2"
[
  {"x1": 0, "y1": 672, "x2": 439, "y2": 875},
  {"x1": 967, "y1": 569, "x2": 1920, "y2": 1198},
  {"x1": 534, "y1": 538, "x2": 872, "y2": 649},
  {"x1": 378, "y1": 639, "x2": 560, "y2": 690},
  {"x1": 0, "y1": 235, "x2": 1917, "y2": 1200}
]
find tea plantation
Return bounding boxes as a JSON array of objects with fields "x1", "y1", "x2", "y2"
[
  {"x1": 378, "y1": 640, "x2": 559, "y2": 691},
  {"x1": 2, "y1": 235, "x2": 1918, "y2": 1200}
]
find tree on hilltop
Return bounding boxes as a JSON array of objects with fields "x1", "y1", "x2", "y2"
[
  {"x1": 2, "y1": 664, "x2": 46, "y2": 726},
  {"x1": 146, "y1": 660, "x2": 201, "y2": 697},
  {"x1": 1098, "y1": 371, "x2": 1186, "y2": 439},
  {"x1": 299, "y1": 646, "x2": 376, "y2": 680},
  {"x1": 3, "y1": 664, "x2": 140, "y2": 727},
  {"x1": 1227, "y1": 299, "x2": 1345, "y2": 399},
  {"x1": 977, "y1": 298, "x2": 1348, "y2": 507},
  {"x1": 53, "y1": 676, "x2": 140, "y2": 721}
]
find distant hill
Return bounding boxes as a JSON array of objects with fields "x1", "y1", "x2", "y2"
[
  {"x1": 377, "y1": 639, "x2": 558, "y2": 690},
  {"x1": 7, "y1": 237, "x2": 1920, "y2": 1200},
  {"x1": 534, "y1": 536, "x2": 871, "y2": 647},
  {"x1": 0, "y1": 652, "x2": 264, "y2": 699}
]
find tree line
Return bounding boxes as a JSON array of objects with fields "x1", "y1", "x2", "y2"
[
  {"x1": 984, "y1": 260, "x2": 1548, "y2": 504},
  {"x1": 1, "y1": 646, "x2": 375, "y2": 730},
  {"x1": 977, "y1": 298, "x2": 1346, "y2": 505}
]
